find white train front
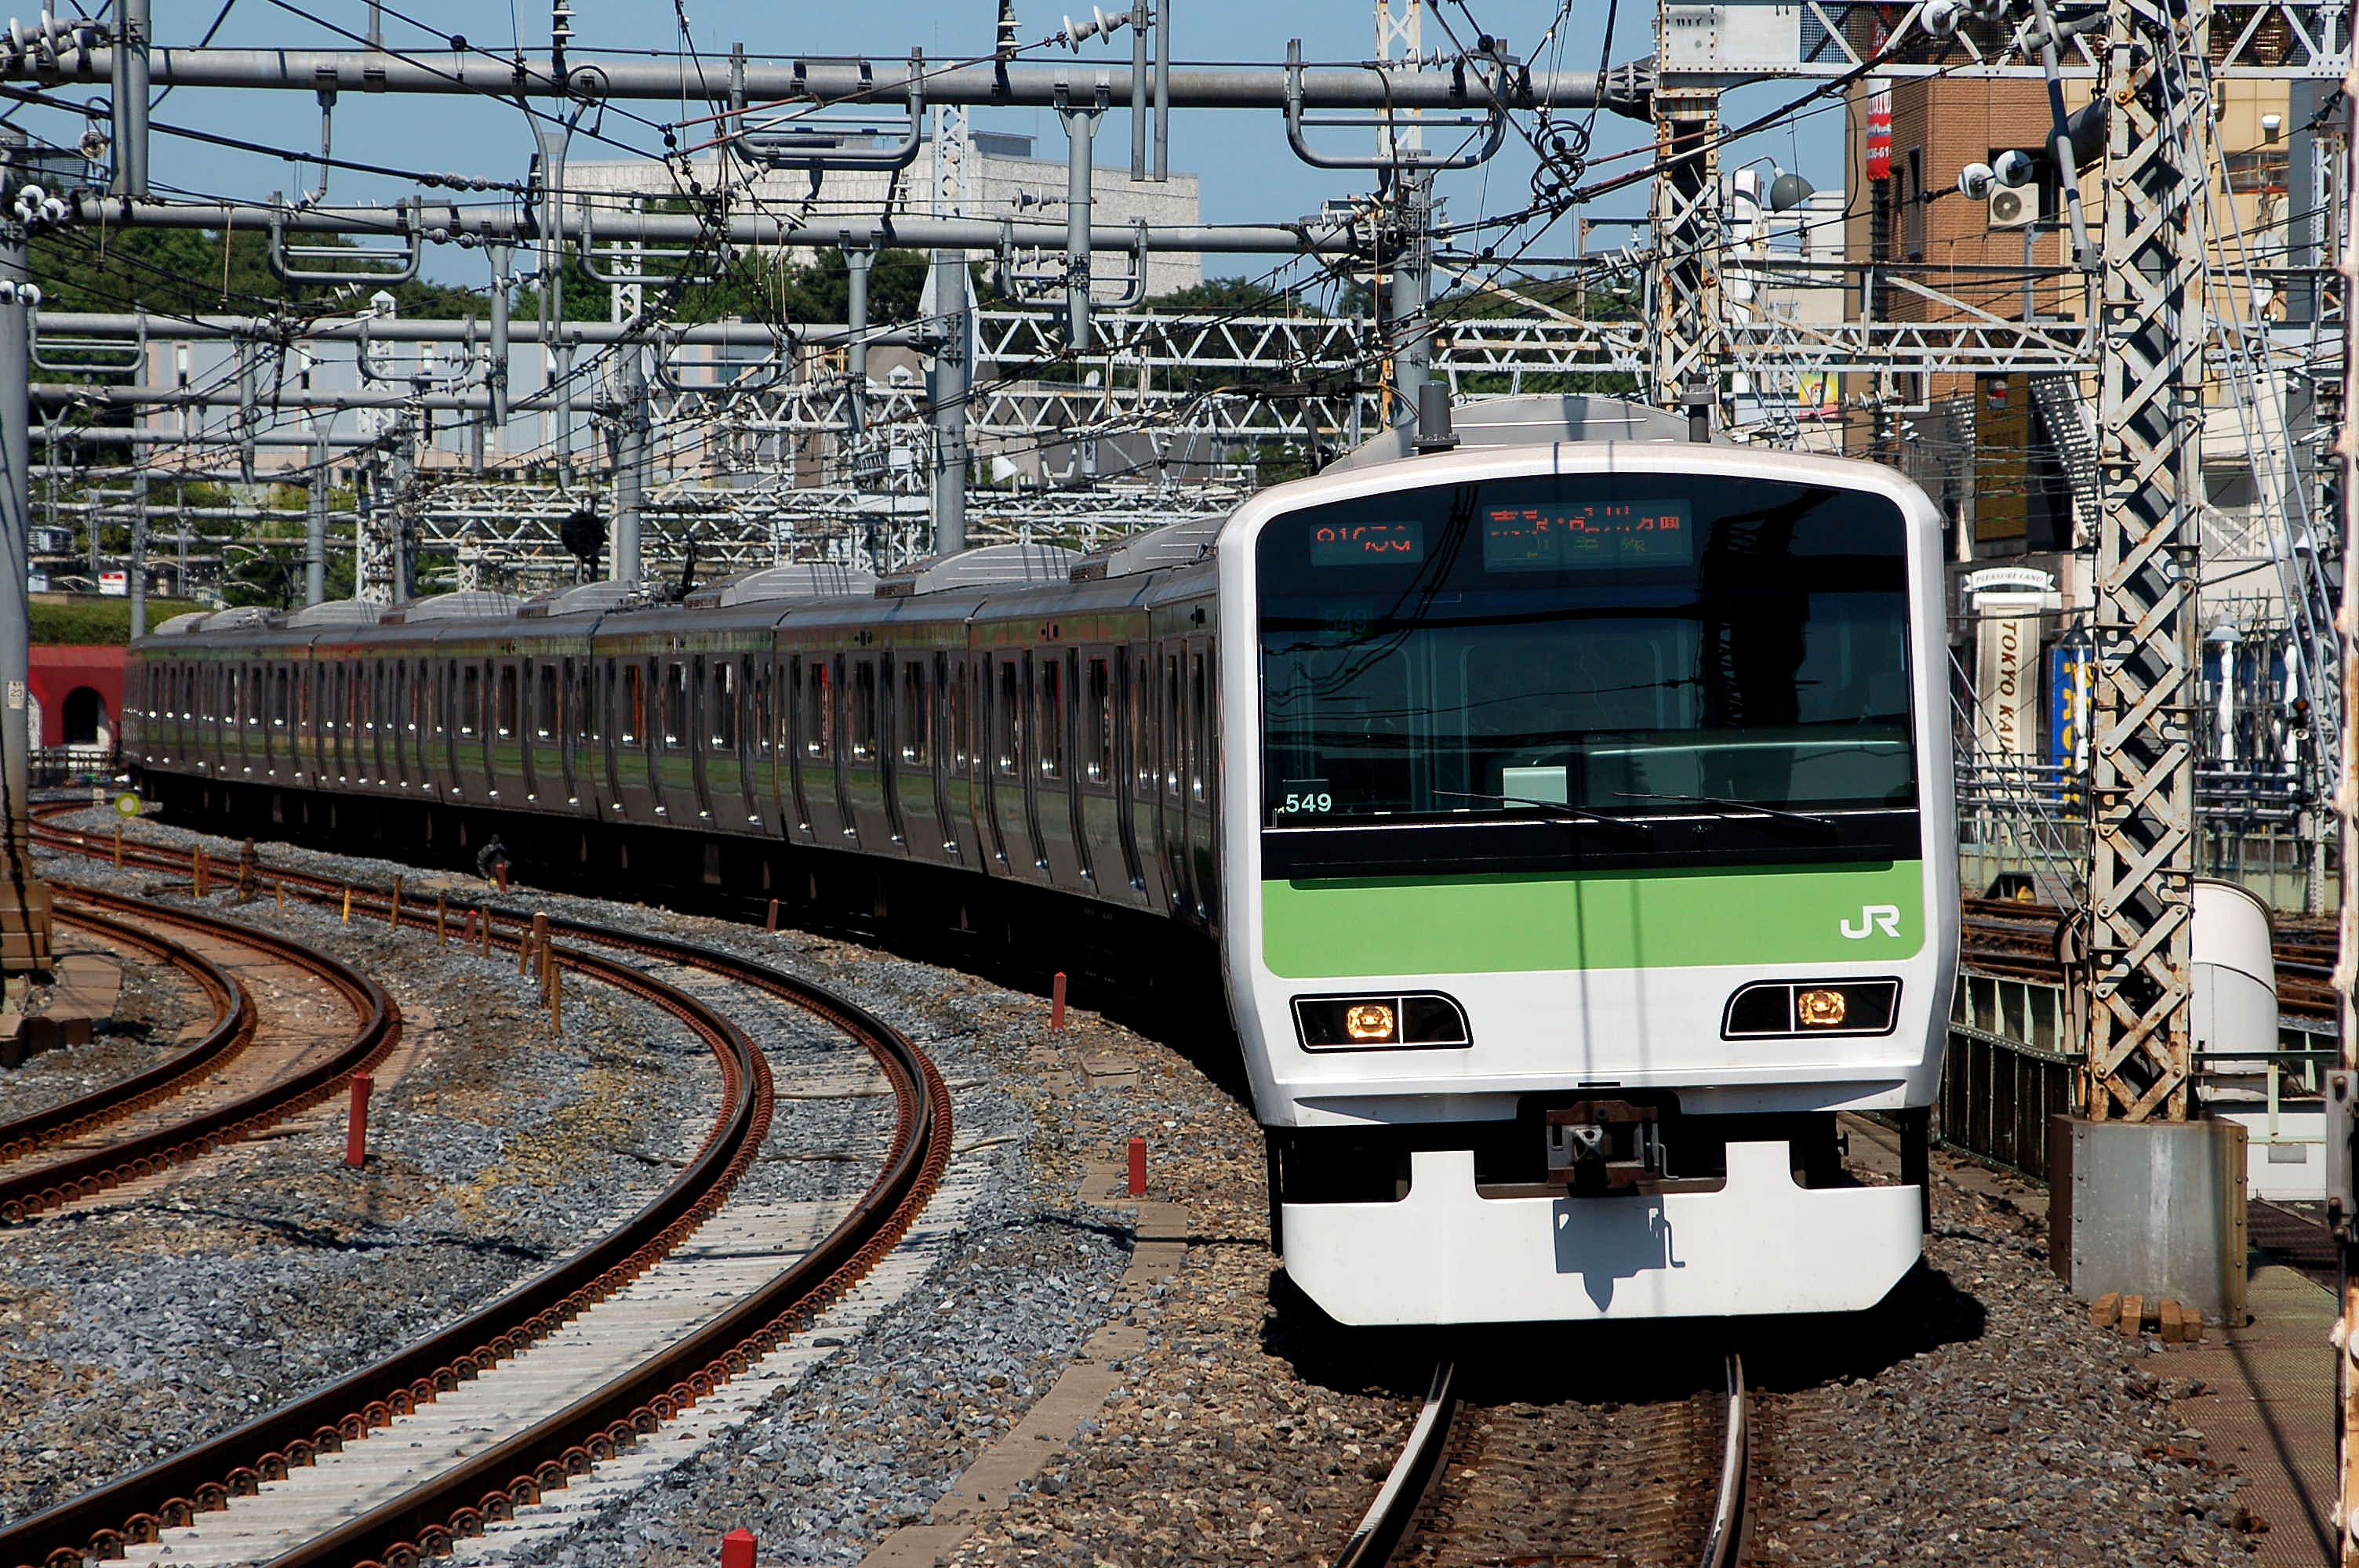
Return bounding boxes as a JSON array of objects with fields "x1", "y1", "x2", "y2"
[{"x1": 1223, "y1": 433, "x2": 1957, "y2": 1325}]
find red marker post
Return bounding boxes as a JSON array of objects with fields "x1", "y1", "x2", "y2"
[
  {"x1": 720, "y1": 1528, "x2": 758, "y2": 1568},
  {"x1": 1128, "y1": 1135, "x2": 1147, "y2": 1197},
  {"x1": 345, "y1": 1073, "x2": 374, "y2": 1168},
  {"x1": 1050, "y1": 971, "x2": 1068, "y2": 1031}
]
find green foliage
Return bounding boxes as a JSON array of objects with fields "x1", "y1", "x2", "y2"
[
  {"x1": 33, "y1": 227, "x2": 490, "y2": 319},
  {"x1": 1144, "y1": 275, "x2": 1298, "y2": 314},
  {"x1": 32, "y1": 597, "x2": 207, "y2": 645}
]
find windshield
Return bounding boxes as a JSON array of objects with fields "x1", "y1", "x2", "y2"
[{"x1": 1256, "y1": 472, "x2": 1915, "y2": 829}]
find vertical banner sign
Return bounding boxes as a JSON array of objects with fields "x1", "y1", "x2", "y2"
[
  {"x1": 1975, "y1": 597, "x2": 2043, "y2": 762},
  {"x1": 2048, "y1": 637, "x2": 2091, "y2": 804},
  {"x1": 1865, "y1": 86, "x2": 1893, "y2": 180}
]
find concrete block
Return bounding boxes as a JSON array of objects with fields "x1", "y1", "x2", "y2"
[{"x1": 2048, "y1": 1115, "x2": 2248, "y2": 1323}]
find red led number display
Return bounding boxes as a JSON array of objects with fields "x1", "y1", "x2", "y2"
[
  {"x1": 1481, "y1": 499, "x2": 1696, "y2": 572},
  {"x1": 1308, "y1": 519, "x2": 1425, "y2": 566}
]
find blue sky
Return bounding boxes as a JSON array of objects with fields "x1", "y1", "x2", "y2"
[{"x1": 20, "y1": 2, "x2": 1849, "y2": 293}]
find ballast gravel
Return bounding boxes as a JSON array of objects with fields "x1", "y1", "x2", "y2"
[
  {"x1": 0, "y1": 850, "x2": 722, "y2": 1528},
  {"x1": 0, "y1": 931, "x2": 200, "y2": 1123},
  {"x1": 9, "y1": 808, "x2": 2292, "y2": 1566}
]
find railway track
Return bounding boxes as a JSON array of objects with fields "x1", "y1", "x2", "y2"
[
  {"x1": 1339, "y1": 1353, "x2": 1749, "y2": 1568},
  {"x1": 1961, "y1": 896, "x2": 2336, "y2": 1022},
  {"x1": 0, "y1": 880, "x2": 393, "y2": 1221},
  {"x1": 5, "y1": 818, "x2": 954, "y2": 1568}
]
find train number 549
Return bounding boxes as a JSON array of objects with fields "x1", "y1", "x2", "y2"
[{"x1": 1281, "y1": 793, "x2": 1335, "y2": 815}]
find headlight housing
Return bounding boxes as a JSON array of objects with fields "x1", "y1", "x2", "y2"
[
  {"x1": 1721, "y1": 978, "x2": 1901, "y2": 1039},
  {"x1": 1292, "y1": 993, "x2": 1471, "y2": 1050}
]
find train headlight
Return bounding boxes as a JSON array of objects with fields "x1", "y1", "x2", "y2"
[
  {"x1": 1721, "y1": 979, "x2": 1901, "y2": 1039},
  {"x1": 1292, "y1": 993, "x2": 1471, "y2": 1051},
  {"x1": 1797, "y1": 989, "x2": 1848, "y2": 1027}
]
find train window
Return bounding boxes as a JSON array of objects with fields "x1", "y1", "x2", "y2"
[
  {"x1": 274, "y1": 666, "x2": 289, "y2": 728},
  {"x1": 752, "y1": 666, "x2": 772, "y2": 755},
  {"x1": 664, "y1": 662, "x2": 687, "y2": 746},
  {"x1": 536, "y1": 666, "x2": 556, "y2": 739},
  {"x1": 1190, "y1": 652, "x2": 1207, "y2": 801},
  {"x1": 499, "y1": 666, "x2": 518, "y2": 737},
  {"x1": 1163, "y1": 654, "x2": 1182, "y2": 798},
  {"x1": 948, "y1": 659, "x2": 969, "y2": 768},
  {"x1": 805, "y1": 660, "x2": 832, "y2": 760},
  {"x1": 1038, "y1": 660, "x2": 1066, "y2": 781},
  {"x1": 851, "y1": 662, "x2": 877, "y2": 761},
  {"x1": 297, "y1": 666, "x2": 311, "y2": 731},
  {"x1": 899, "y1": 662, "x2": 928, "y2": 764},
  {"x1": 623, "y1": 664, "x2": 645, "y2": 745},
  {"x1": 714, "y1": 662, "x2": 736, "y2": 748},
  {"x1": 1085, "y1": 658, "x2": 1112, "y2": 784},
  {"x1": 575, "y1": 662, "x2": 594, "y2": 741},
  {"x1": 460, "y1": 666, "x2": 480, "y2": 735},
  {"x1": 995, "y1": 660, "x2": 1021, "y2": 775}
]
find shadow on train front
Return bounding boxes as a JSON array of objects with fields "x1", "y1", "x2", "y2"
[{"x1": 1258, "y1": 1254, "x2": 1986, "y2": 1399}]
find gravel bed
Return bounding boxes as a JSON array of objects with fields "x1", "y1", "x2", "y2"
[
  {"x1": 20, "y1": 809, "x2": 2281, "y2": 1566},
  {"x1": 1746, "y1": 1164, "x2": 2260, "y2": 1566},
  {"x1": 0, "y1": 848, "x2": 722, "y2": 1527},
  {"x1": 0, "y1": 930, "x2": 204, "y2": 1124}
]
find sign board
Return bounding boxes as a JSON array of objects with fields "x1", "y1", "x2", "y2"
[
  {"x1": 1975, "y1": 594, "x2": 2045, "y2": 760},
  {"x1": 99, "y1": 571, "x2": 127, "y2": 597},
  {"x1": 1662, "y1": 1, "x2": 1805, "y2": 69}
]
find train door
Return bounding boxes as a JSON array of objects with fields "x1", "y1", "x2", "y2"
[
  {"x1": 1190, "y1": 639, "x2": 1217, "y2": 920},
  {"x1": 741, "y1": 656, "x2": 774, "y2": 833},
  {"x1": 988, "y1": 652, "x2": 1034, "y2": 875},
  {"x1": 877, "y1": 653, "x2": 907, "y2": 848},
  {"x1": 1033, "y1": 652, "x2": 1081, "y2": 886},
  {"x1": 786, "y1": 654, "x2": 818, "y2": 840},
  {"x1": 613, "y1": 657, "x2": 653, "y2": 821},
  {"x1": 930, "y1": 652, "x2": 962, "y2": 860},
  {"x1": 1159, "y1": 648, "x2": 1189, "y2": 911},
  {"x1": 831, "y1": 653, "x2": 861, "y2": 846},
  {"x1": 894, "y1": 653, "x2": 945, "y2": 859},
  {"x1": 1073, "y1": 650, "x2": 1117, "y2": 894},
  {"x1": 525, "y1": 661, "x2": 551, "y2": 802},
  {"x1": 700, "y1": 657, "x2": 743, "y2": 829},
  {"x1": 1115, "y1": 650, "x2": 1149, "y2": 898}
]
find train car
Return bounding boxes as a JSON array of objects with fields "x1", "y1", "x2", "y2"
[{"x1": 122, "y1": 396, "x2": 1956, "y2": 1327}]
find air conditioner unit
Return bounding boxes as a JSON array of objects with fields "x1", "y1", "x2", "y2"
[{"x1": 1987, "y1": 187, "x2": 2035, "y2": 230}]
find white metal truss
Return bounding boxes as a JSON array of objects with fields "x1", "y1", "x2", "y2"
[{"x1": 2085, "y1": 0, "x2": 2211, "y2": 1122}]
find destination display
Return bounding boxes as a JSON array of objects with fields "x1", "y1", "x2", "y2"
[
  {"x1": 1481, "y1": 499, "x2": 1697, "y2": 572},
  {"x1": 1309, "y1": 518, "x2": 1425, "y2": 566}
]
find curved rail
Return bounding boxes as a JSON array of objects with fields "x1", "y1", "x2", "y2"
[
  {"x1": 0, "y1": 898, "x2": 251, "y2": 1160},
  {"x1": 7, "y1": 824, "x2": 952, "y2": 1568},
  {"x1": 1343, "y1": 1352, "x2": 1748, "y2": 1568},
  {"x1": 0, "y1": 880, "x2": 392, "y2": 1224}
]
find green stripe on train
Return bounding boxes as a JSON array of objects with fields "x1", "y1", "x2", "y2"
[{"x1": 1261, "y1": 861, "x2": 1926, "y2": 977}]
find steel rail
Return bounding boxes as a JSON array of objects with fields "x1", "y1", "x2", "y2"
[
  {"x1": 1339, "y1": 1352, "x2": 1750, "y2": 1567},
  {"x1": 12, "y1": 818, "x2": 952, "y2": 1568},
  {"x1": 1698, "y1": 1353, "x2": 1751, "y2": 1568},
  {"x1": 0, "y1": 897, "x2": 249, "y2": 1161},
  {"x1": 0, "y1": 877, "x2": 391, "y2": 1225},
  {"x1": 0, "y1": 880, "x2": 762, "y2": 1568},
  {"x1": 1330, "y1": 1360, "x2": 1458, "y2": 1568}
]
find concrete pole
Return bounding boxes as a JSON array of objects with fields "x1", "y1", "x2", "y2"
[
  {"x1": 929, "y1": 249, "x2": 969, "y2": 556},
  {"x1": 305, "y1": 425, "x2": 329, "y2": 604},
  {"x1": 844, "y1": 242, "x2": 874, "y2": 441},
  {"x1": 0, "y1": 143, "x2": 53, "y2": 975},
  {"x1": 613, "y1": 350, "x2": 645, "y2": 582},
  {"x1": 109, "y1": 0, "x2": 150, "y2": 198},
  {"x1": 1389, "y1": 170, "x2": 1434, "y2": 425},
  {"x1": 1060, "y1": 99, "x2": 1101, "y2": 354}
]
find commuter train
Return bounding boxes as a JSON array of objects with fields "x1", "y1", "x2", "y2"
[{"x1": 122, "y1": 396, "x2": 1959, "y2": 1326}]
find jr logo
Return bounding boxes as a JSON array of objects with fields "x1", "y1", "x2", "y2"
[{"x1": 1840, "y1": 904, "x2": 1903, "y2": 940}]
